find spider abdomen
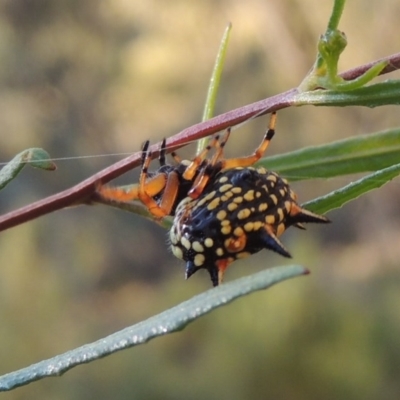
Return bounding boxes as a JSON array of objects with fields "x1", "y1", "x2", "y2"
[{"x1": 170, "y1": 166, "x2": 329, "y2": 286}]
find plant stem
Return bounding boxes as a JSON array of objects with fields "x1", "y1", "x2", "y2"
[{"x1": 327, "y1": 0, "x2": 346, "y2": 31}]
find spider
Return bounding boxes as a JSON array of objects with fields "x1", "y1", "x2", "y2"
[{"x1": 97, "y1": 113, "x2": 330, "y2": 286}]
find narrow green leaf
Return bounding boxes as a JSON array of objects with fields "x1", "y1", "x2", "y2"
[
  {"x1": 202, "y1": 23, "x2": 232, "y2": 122},
  {"x1": 197, "y1": 23, "x2": 232, "y2": 154},
  {"x1": 0, "y1": 148, "x2": 56, "y2": 190},
  {"x1": 259, "y1": 127, "x2": 400, "y2": 180},
  {"x1": 0, "y1": 265, "x2": 307, "y2": 391},
  {"x1": 294, "y1": 80, "x2": 400, "y2": 108},
  {"x1": 303, "y1": 163, "x2": 400, "y2": 215},
  {"x1": 25, "y1": 148, "x2": 56, "y2": 170}
]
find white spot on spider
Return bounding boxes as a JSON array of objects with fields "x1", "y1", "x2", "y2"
[
  {"x1": 171, "y1": 246, "x2": 183, "y2": 260},
  {"x1": 192, "y1": 241, "x2": 204, "y2": 253},
  {"x1": 204, "y1": 238, "x2": 214, "y2": 248},
  {"x1": 216, "y1": 248, "x2": 224, "y2": 256},
  {"x1": 181, "y1": 236, "x2": 191, "y2": 250},
  {"x1": 194, "y1": 254, "x2": 205, "y2": 267}
]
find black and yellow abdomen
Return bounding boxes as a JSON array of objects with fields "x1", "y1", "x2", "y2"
[{"x1": 170, "y1": 166, "x2": 329, "y2": 286}]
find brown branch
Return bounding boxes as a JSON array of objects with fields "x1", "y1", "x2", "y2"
[
  {"x1": 1, "y1": 52, "x2": 400, "y2": 232},
  {"x1": 0, "y1": 89, "x2": 296, "y2": 232}
]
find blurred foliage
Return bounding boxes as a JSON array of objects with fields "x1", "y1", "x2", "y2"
[
  {"x1": 0, "y1": 147, "x2": 56, "y2": 190},
  {"x1": 1, "y1": 0, "x2": 400, "y2": 399}
]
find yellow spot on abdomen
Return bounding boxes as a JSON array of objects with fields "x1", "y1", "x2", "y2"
[
  {"x1": 181, "y1": 236, "x2": 192, "y2": 250},
  {"x1": 243, "y1": 190, "x2": 255, "y2": 201},
  {"x1": 207, "y1": 197, "x2": 221, "y2": 210},
  {"x1": 270, "y1": 194, "x2": 278, "y2": 205},
  {"x1": 219, "y1": 184, "x2": 233, "y2": 193},
  {"x1": 258, "y1": 203, "x2": 268, "y2": 212},
  {"x1": 265, "y1": 215, "x2": 275, "y2": 225},
  {"x1": 234, "y1": 227, "x2": 244, "y2": 237},
  {"x1": 204, "y1": 238, "x2": 214, "y2": 248},
  {"x1": 276, "y1": 223, "x2": 286, "y2": 236},
  {"x1": 244, "y1": 222, "x2": 254, "y2": 232},
  {"x1": 221, "y1": 225, "x2": 232, "y2": 235},
  {"x1": 192, "y1": 241, "x2": 204, "y2": 252},
  {"x1": 172, "y1": 246, "x2": 183, "y2": 260},
  {"x1": 228, "y1": 202, "x2": 238, "y2": 212},
  {"x1": 238, "y1": 208, "x2": 251, "y2": 220},
  {"x1": 216, "y1": 210, "x2": 227, "y2": 220},
  {"x1": 216, "y1": 248, "x2": 224, "y2": 256},
  {"x1": 194, "y1": 254, "x2": 205, "y2": 267}
]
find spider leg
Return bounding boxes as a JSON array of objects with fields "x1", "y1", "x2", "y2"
[
  {"x1": 220, "y1": 112, "x2": 277, "y2": 170},
  {"x1": 170, "y1": 151, "x2": 182, "y2": 163},
  {"x1": 187, "y1": 128, "x2": 231, "y2": 199},
  {"x1": 159, "y1": 138, "x2": 167, "y2": 166},
  {"x1": 141, "y1": 140, "x2": 150, "y2": 166},
  {"x1": 97, "y1": 140, "x2": 166, "y2": 204},
  {"x1": 97, "y1": 174, "x2": 168, "y2": 203},
  {"x1": 187, "y1": 163, "x2": 213, "y2": 199},
  {"x1": 138, "y1": 150, "x2": 179, "y2": 218},
  {"x1": 182, "y1": 134, "x2": 221, "y2": 181},
  {"x1": 209, "y1": 127, "x2": 231, "y2": 165},
  {"x1": 156, "y1": 171, "x2": 180, "y2": 216},
  {"x1": 97, "y1": 184, "x2": 140, "y2": 203}
]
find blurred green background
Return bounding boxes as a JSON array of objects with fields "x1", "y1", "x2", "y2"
[{"x1": 1, "y1": 0, "x2": 400, "y2": 399}]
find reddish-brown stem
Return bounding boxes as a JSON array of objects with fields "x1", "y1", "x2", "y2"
[{"x1": 1, "y1": 52, "x2": 400, "y2": 232}]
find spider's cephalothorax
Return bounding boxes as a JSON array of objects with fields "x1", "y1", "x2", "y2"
[
  {"x1": 97, "y1": 139, "x2": 202, "y2": 219},
  {"x1": 170, "y1": 159, "x2": 330, "y2": 286},
  {"x1": 97, "y1": 113, "x2": 280, "y2": 220}
]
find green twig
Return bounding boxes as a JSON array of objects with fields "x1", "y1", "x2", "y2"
[
  {"x1": 327, "y1": 0, "x2": 346, "y2": 30},
  {"x1": 298, "y1": 0, "x2": 387, "y2": 92}
]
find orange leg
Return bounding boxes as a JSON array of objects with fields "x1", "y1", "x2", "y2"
[
  {"x1": 98, "y1": 138, "x2": 183, "y2": 217},
  {"x1": 135, "y1": 150, "x2": 180, "y2": 218},
  {"x1": 188, "y1": 112, "x2": 276, "y2": 199},
  {"x1": 97, "y1": 172, "x2": 168, "y2": 203},
  {"x1": 170, "y1": 151, "x2": 182, "y2": 163},
  {"x1": 98, "y1": 184, "x2": 140, "y2": 203},
  {"x1": 220, "y1": 111, "x2": 277, "y2": 170},
  {"x1": 208, "y1": 128, "x2": 231, "y2": 166},
  {"x1": 188, "y1": 128, "x2": 231, "y2": 199},
  {"x1": 182, "y1": 134, "x2": 222, "y2": 181}
]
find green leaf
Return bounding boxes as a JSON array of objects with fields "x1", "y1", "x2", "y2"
[
  {"x1": 294, "y1": 80, "x2": 400, "y2": 108},
  {"x1": 202, "y1": 23, "x2": 232, "y2": 122},
  {"x1": 197, "y1": 23, "x2": 232, "y2": 154},
  {"x1": 259, "y1": 127, "x2": 400, "y2": 181},
  {"x1": 0, "y1": 148, "x2": 56, "y2": 190},
  {"x1": 303, "y1": 163, "x2": 400, "y2": 215},
  {"x1": 0, "y1": 265, "x2": 307, "y2": 391}
]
